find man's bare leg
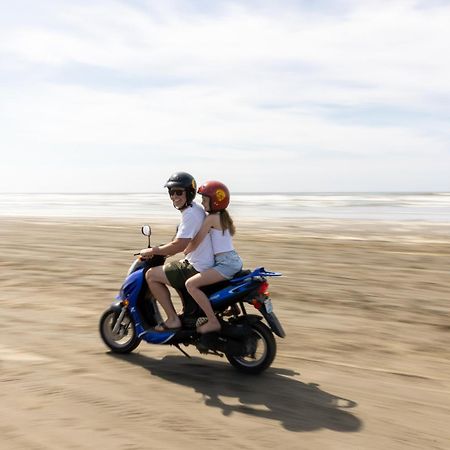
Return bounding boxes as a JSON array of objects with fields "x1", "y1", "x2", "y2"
[{"x1": 146, "y1": 266, "x2": 181, "y2": 329}]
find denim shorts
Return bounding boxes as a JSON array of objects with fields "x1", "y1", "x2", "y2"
[{"x1": 212, "y1": 250, "x2": 243, "y2": 279}]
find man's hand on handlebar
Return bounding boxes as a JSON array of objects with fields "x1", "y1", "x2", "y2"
[{"x1": 138, "y1": 248, "x2": 155, "y2": 260}]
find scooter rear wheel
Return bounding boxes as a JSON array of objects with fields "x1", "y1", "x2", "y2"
[
  {"x1": 225, "y1": 321, "x2": 276, "y2": 374},
  {"x1": 99, "y1": 308, "x2": 141, "y2": 353}
]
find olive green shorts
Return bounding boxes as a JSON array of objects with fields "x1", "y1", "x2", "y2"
[{"x1": 164, "y1": 260, "x2": 198, "y2": 290}]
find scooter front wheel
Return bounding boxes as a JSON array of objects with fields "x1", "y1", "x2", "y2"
[{"x1": 99, "y1": 308, "x2": 141, "y2": 353}]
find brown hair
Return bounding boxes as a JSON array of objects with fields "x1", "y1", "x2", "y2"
[{"x1": 219, "y1": 209, "x2": 236, "y2": 236}]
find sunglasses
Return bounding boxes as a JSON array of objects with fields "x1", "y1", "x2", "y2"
[{"x1": 169, "y1": 189, "x2": 185, "y2": 197}]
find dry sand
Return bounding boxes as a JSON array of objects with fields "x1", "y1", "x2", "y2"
[{"x1": 1, "y1": 217, "x2": 449, "y2": 449}]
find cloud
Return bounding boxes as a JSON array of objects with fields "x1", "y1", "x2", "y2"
[{"x1": 0, "y1": 0, "x2": 449, "y2": 192}]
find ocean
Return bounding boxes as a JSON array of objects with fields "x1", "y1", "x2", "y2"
[{"x1": 1, "y1": 192, "x2": 449, "y2": 222}]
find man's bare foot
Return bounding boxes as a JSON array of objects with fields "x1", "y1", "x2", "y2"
[
  {"x1": 197, "y1": 320, "x2": 221, "y2": 334},
  {"x1": 154, "y1": 318, "x2": 182, "y2": 332}
]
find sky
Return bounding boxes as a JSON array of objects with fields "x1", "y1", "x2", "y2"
[{"x1": 1, "y1": 0, "x2": 449, "y2": 193}]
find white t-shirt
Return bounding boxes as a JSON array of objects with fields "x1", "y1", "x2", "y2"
[{"x1": 176, "y1": 202, "x2": 214, "y2": 272}]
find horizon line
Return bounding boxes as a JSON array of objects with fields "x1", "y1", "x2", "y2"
[{"x1": 1, "y1": 191, "x2": 449, "y2": 195}]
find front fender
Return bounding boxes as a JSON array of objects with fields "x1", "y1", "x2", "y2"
[{"x1": 109, "y1": 300, "x2": 123, "y2": 312}]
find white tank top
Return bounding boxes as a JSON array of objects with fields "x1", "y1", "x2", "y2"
[{"x1": 210, "y1": 228, "x2": 234, "y2": 254}]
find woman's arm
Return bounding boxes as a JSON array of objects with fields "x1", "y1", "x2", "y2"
[{"x1": 184, "y1": 215, "x2": 215, "y2": 254}]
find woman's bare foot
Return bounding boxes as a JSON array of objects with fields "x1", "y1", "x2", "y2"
[
  {"x1": 223, "y1": 304, "x2": 241, "y2": 317},
  {"x1": 197, "y1": 320, "x2": 221, "y2": 334}
]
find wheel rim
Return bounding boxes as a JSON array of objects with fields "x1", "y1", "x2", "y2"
[
  {"x1": 102, "y1": 311, "x2": 135, "y2": 348},
  {"x1": 231, "y1": 328, "x2": 268, "y2": 368}
]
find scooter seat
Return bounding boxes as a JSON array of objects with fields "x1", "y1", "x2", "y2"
[
  {"x1": 200, "y1": 269, "x2": 252, "y2": 296},
  {"x1": 232, "y1": 269, "x2": 252, "y2": 279}
]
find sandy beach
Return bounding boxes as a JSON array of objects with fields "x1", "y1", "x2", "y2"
[{"x1": 1, "y1": 216, "x2": 449, "y2": 449}]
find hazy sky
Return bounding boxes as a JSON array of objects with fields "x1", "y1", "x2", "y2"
[{"x1": 1, "y1": 0, "x2": 449, "y2": 193}]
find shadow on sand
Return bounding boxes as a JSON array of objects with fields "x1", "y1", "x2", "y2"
[{"x1": 110, "y1": 352, "x2": 362, "y2": 433}]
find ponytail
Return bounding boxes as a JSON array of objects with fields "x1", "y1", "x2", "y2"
[{"x1": 219, "y1": 210, "x2": 236, "y2": 236}]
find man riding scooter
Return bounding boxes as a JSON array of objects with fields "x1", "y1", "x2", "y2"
[{"x1": 139, "y1": 172, "x2": 214, "y2": 331}]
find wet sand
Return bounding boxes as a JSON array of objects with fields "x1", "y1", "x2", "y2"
[{"x1": 1, "y1": 217, "x2": 450, "y2": 449}]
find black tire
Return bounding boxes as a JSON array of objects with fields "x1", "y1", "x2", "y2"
[
  {"x1": 225, "y1": 321, "x2": 276, "y2": 374},
  {"x1": 99, "y1": 308, "x2": 141, "y2": 354}
]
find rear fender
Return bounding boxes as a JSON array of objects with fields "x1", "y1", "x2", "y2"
[
  {"x1": 232, "y1": 314, "x2": 262, "y2": 326},
  {"x1": 260, "y1": 309, "x2": 286, "y2": 338},
  {"x1": 237, "y1": 309, "x2": 286, "y2": 338}
]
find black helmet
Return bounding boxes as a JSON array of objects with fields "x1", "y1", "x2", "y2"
[{"x1": 164, "y1": 172, "x2": 197, "y2": 206}]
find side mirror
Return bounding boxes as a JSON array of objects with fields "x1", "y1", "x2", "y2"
[
  {"x1": 141, "y1": 225, "x2": 151, "y2": 248},
  {"x1": 141, "y1": 225, "x2": 151, "y2": 237}
]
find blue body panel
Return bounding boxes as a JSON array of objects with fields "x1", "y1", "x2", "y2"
[
  {"x1": 140, "y1": 329, "x2": 176, "y2": 344},
  {"x1": 115, "y1": 268, "x2": 177, "y2": 344},
  {"x1": 209, "y1": 267, "x2": 282, "y2": 307},
  {"x1": 116, "y1": 268, "x2": 145, "y2": 303},
  {"x1": 209, "y1": 281, "x2": 256, "y2": 307},
  {"x1": 113, "y1": 266, "x2": 282, "y2": 345}
]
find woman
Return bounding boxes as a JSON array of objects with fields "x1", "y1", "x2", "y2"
[{"x1": 184, "y1": 180, "x2": 243, "y2": 334}]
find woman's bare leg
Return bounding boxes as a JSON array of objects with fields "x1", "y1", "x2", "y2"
[{"x1": 185, "y1": 269, "x2": 225, "y2": 333}]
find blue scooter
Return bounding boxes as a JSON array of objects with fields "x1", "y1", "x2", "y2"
[{"x1": 99, "y1": 225, "x2": 285, "y2": 374}]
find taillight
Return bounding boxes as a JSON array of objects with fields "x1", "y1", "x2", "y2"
[
  {"x1": 258, "y1": 281, "x2": 270, "y2": 296},
  {"x1": 251, "y1": 281, "x2": 270, "y2": 310}
]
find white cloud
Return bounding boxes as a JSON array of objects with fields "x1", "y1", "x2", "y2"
[{"x1": 0, "y1": 0, "x2": 449, "y2": 192}]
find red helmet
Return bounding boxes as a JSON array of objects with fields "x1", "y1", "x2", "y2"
[{"x1": 198, "y1": 180, "x2": 230, "y2": 212}]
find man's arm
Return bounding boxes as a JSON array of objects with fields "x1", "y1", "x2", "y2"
[
  {"x1": 139, "y1": 238, "x2": 190, "y2": 259},
  {"x1": 152, "y1": 238, "x2": 190, "y2": 256}
]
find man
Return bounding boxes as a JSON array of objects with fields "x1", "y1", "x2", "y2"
[{"x1": 139, "y1": 172, "x2": 214, "y2": 331}]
